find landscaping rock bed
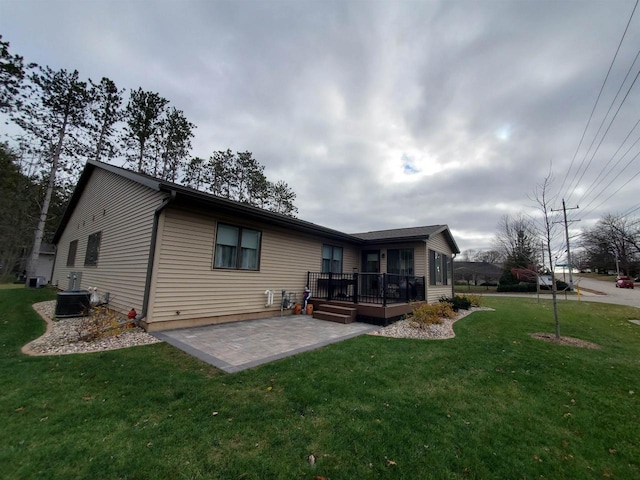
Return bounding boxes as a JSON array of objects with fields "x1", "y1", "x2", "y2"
[
  {"x1": 24, "y1": 301, "x2": 162, "y2": 356},
  {"x1": 370, "y1": 307, "x2": 493, "y2": 340}
]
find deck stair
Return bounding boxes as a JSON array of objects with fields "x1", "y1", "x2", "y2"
[{"x1": 313, "y1": 304, "x2": 357, "y2": 324}]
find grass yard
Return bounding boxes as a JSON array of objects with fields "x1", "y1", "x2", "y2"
[
  {"x1": 1, "y1": 288, "x2": 639, "y2": 479},
  {"x1": 454, "y1": 284, "x2": 498, "y2": 294},
  {"x1": 574, "y1": 272, "x2": 616, "y2": 281}
]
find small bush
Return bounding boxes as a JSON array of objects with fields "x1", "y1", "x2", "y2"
[
  {"x1": 439, "y1": 295, "x2": 472, "y2": 311},
  {"x1": 411, "y1": 302, "x2": 455, "y2": 328},
  {"x1": 499, "y1": 271, "x2": 518, "y2": 285},
  {"x1": 497, "y1": 283, "x2": 537, "y2": 293},
  {"x1": 462, "y1": 294, "x2": 482, "y2": 307},
  {"x1": 76, "y1": 305, "x2": 128, "y2": 341}
]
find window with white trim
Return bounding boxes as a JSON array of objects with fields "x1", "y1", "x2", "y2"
[{"x1": 429, "y1": 249, "x2": 450, "y2": 285}]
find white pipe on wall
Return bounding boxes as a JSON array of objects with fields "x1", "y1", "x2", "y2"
[{"x1": 264, "y1": 289, "x2": 274, "y2": 307}]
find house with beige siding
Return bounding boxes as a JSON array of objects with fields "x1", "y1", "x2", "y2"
[{"x1": 52, "y1": 160, "x2": 459, "y2": 331}]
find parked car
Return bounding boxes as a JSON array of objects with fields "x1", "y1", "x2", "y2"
[{"x1": 616, "y1": 276, "x2": 634, "y2": 289}]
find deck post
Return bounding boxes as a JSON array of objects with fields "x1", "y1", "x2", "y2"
[
  {"x1": 405, "y1": 275, "x2": 410, "y2": 303},
  {"x1": 327, "y1": 271, "x2": 333, "y2": 302},
  {"x1": 353, "y1": 273, "x2": 359, "y2": 304},
  {"x1": 382, "y1": 273, "x2": 387, "y2": 307}
]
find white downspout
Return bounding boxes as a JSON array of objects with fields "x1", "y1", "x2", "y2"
[{"x1": 265, "y1": 289, "x2": 274, "y2": 307}]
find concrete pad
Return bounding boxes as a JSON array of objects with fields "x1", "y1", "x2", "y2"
[{"x1": 152, "y1": 315, "x2": 379, "y2": 373}]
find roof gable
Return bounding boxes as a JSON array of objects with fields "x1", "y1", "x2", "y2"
[{"x1": 351, "y1": 225, "x2": 460, "y2": 253}]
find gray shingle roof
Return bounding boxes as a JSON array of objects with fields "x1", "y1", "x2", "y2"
[
  {"x1": 351, "y1": 225, "x2": 447, "y2": 241},
  {"x1": 351, "y1": 225, "x2": 460, "y2": 253}
]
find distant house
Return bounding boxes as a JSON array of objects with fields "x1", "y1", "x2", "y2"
[
  {"x1": 453, "y1": 261, "x2": 503, "y2": 286},
  {"x1": 51, "y1": 160, "x2": 460, "y2": 331},
  {"x1": 17, "y1": 243, "x2": 56, "y2": 285},
  {"x1": 510, "y1": 267, "x2": 537, "y2": 283}
]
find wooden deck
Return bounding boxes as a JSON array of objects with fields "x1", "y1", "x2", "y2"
[{"x1": 309, "y1": 298, "x2": 425, "y2": 326}]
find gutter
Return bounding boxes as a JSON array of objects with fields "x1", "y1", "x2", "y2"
[
  {"x1": 140, "y1": 190, "x2": 176, "y2": 323},
  {"x1": 50, "y1": 244, "x2": 58, "y2": 288},
  {"x1": 451, "y1": 252, "x2": 457, "y2": 297}
]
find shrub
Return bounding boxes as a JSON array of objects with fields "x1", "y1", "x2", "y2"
[
  {"x1": 462, "y1": 294, "x2": 482, "y2": 307},
  {"x1": 499, "y1": 271, "x2": 518, "y2": 285},
  {"x1": 75, "y1": 305, "x2": 128, "y2": 342},
  {"x1": 496, "y1": 283, "x2": 537, "y2": 293},
  {"x1": 411, "y1": 302, "x2": 455, "y2": 328},
  {"x1": 439, "y1": 295, "x2": 472, "y2": 311}
]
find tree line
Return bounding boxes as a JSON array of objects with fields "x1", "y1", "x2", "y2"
[
  {"x1": 455, "y1": 175, "x2": 639, "y2": 340},
  {"x1": 183, "y1": 151, "x2": 297, "y2": 215},
  {"x1": 458, "y1": 211, "x2": 640, "y2": 280},
  {"x1": 0, "y1": 36, "x2": 297, "y2": 279}
]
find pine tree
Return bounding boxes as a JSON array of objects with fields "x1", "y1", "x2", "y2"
[
  {"x1": 157, "y1": 107, "x2": 195, "y2": 181},
  {"x1": 269, "y1": 180, "x2": 298, "y2": 217},
  {"x1": 122, "y1": 88, "x2": 168, "y2": 173},
  {"x1": 11, "y1": 67, "x2": 92, "y2": 279},
  {"x1": 183, "y1": 156, "x2": 208, "y2": 190},
  {"x1": 0, "y1": 35, "x2": 32, "y2": 113},
  {"x1": 89, "y1": 77, "x2": 123, "y2": 161}
]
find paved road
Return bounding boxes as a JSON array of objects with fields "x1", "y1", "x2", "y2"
[
  {"x1": 480, "y1": 275, "x2": 640, "y2": 309},
  {"x1": 571, "y1": 274, "x2": 639, "y2": 308}
]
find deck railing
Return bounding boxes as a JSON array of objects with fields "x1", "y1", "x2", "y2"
[{"x1": 306, "y1": 272, "x2": 426, "y2": 306}]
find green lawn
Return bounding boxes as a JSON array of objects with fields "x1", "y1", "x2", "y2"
[
  {"x1": 454, "y1": 284, "x2": 498, "y2": 293},
  {"x1": 574, "y1": 272, "x2": 616, "y2": 281},
  {"x1": 1, "y1": 288, "x2": 639, "y2": 479}
]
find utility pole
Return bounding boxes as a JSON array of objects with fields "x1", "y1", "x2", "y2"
[{"x1": 552, "y1": 199, "x2": 579, "y2": 291}]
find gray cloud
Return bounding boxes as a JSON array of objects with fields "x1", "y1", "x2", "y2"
[{"x1": 2, "y1": 0, "x2": 639, "y2": 254}]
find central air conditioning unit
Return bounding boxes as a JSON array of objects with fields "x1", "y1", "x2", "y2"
[
  {"x1": 55, "y1": 290, "x2": 91, "y2": 318},
  {"x1": 28, "y1": 276, "x2": 47, "y2": 288}
]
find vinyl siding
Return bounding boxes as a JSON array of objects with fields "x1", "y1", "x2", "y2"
[
  {"x1": 52, "y1": 169, "x2": 165, "y2": 314},
  {"x1": 426, "y1": 232, "x2": 456, "y2": 302},
  {"x1": 146, "y1": 207, "x2": 359, "y2": 330}
]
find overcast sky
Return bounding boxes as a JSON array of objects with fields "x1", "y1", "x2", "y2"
[{"x1": 2, "y1": 0, "x2": 640, "y2": 255}]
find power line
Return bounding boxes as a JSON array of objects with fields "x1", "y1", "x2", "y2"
[
  {"x1": 575, "y1": 124, "x2": 640, "y2": 208},
  {"x1": 557, "y1": 0, "x2": 639, "y2": 201},
  {"x1": 580, "y1": 162, "x2": 640, "y2": 218},
  {"x1": 577, "y1": 147, "x2": 640, "y2": 216},
  {"x1": 566, "y1": 67, "x2": 640, "y2": 205},
  {"x1": 621, "y1": 202, "x2": 640, "y2": 216},
  {"x1": 565, "y1": 49, "x2": 640, "y2": 204}
]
